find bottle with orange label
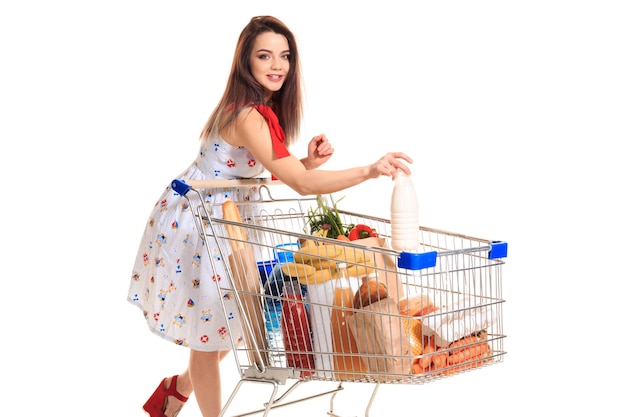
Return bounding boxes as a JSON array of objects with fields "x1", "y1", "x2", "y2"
[{"x1": 330, "y1": 263, "x2": 366, "y2": 381}]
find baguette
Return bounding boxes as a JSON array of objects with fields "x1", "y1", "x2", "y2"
[{"x1": 222, "y1": 200, "x2": 247, "y2": 252}]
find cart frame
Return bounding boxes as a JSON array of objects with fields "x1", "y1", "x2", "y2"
[{"x1": 171, "y1": 179, "x2": 507, "y2": 417}]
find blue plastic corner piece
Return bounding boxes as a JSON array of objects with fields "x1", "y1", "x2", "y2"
[
  {"x1": 488, "y1": 241, "x2": 508, "y2": 259},
  {"x1": 397, "y1": 251, "x2": 437, "y2": 271},
  {"x1": 171, "y1": 179, "x2": 191, "y2": 196}
]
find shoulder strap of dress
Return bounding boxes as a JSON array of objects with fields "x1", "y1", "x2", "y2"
[{"x1": 252, "y1": 104, "x2": 291, "y2": 159}]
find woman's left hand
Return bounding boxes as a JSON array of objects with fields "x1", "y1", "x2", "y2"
[{"x1": 302, "y1": 134, "x2": 334, "y2": 169}]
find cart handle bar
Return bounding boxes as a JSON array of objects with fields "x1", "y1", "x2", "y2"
[{"x1": 171, "y1": 178, "x2": 282, "y2": 196}]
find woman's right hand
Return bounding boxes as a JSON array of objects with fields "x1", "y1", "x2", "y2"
[{"x1": 368, "y1": 152, "x2": 413, "y2": 180}]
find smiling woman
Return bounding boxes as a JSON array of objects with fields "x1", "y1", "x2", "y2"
[{"x1": 128, "y1": 14, "x2": 413, "y2": 417}]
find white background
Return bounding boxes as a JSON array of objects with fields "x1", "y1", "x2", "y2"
[{"x1": 1, "y1": 1, "x2": 624, "y2": 416}]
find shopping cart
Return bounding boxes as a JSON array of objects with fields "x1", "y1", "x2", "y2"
[{"x1": 171, "y1": 179, "x2": 508, "y2": 417}]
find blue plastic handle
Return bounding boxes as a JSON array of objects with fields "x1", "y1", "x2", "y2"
[
  {"x1": 488, "y1": 241, "x2": 508, "y2": 259},
  {"x1": 171, "y1": 179, "x2": 191, "y2": 196},
  {"x1": 397, "y1": 251, "x2": 437, "y2": 270}
]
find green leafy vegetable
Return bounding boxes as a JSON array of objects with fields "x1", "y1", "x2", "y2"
[{"x1": 305, "y1": 195, "x2": 352, "y2": 239}]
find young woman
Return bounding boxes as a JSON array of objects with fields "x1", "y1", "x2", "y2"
[{"x1": 129, "y1": 15, "x2": 412, "y2": 417}]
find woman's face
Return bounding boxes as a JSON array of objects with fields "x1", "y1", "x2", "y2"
[{"x1": 249, "y1": 31, "x2": 290, "y2": 100}]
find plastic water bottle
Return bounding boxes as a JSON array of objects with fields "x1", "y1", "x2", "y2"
[
  {"x1": 390, "y1": 171, "x2": 420, "y2": 251},
  {"x1": 264, "y1": 267, "x2": 286, "y2": 367},
  {"x1": 264, "y1": 299, "x2": 286, "y2": 367}
]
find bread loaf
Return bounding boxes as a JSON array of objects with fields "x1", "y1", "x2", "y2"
[
  {"x1": 353, "y1": 279, "x2": 388, "y2": 309},
  {"x1": 398, "y1": 294, "x2": 433, "y2": 316}
]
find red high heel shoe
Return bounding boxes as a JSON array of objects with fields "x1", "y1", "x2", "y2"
[{"x1": 143, "y1": 375, "x2": 189, "y2": 417}]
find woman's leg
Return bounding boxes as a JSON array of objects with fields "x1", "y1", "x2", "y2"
[{"x1": 189, "y1": 350, "x2": 230, "y2": 417}]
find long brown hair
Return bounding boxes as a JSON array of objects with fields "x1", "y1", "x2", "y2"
[{"x1": 200, "y1": 16, "x2": 302, "y2": 147}]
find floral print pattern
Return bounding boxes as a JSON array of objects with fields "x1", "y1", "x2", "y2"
[{"x1": 127, "y1": 134, "x2": 267, "y2": 351}]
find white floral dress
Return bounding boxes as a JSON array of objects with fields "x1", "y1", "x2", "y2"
[{"x1": 127, "y1": 133, "x2": 268, "y2": 351}]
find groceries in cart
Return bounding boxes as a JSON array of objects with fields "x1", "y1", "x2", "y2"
[
  {"x1": 398, "y1": 294, "x2": 496, "y2": 376},
  {"x1": 255, "y1": 236, "x2": 499, "y2": 382},
  {"x1": 347, "y1": 278, "x2": 412, "y2": 382},
  {"x1": 179, "y1": 182, "x2": 506, "y2": 383}
]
